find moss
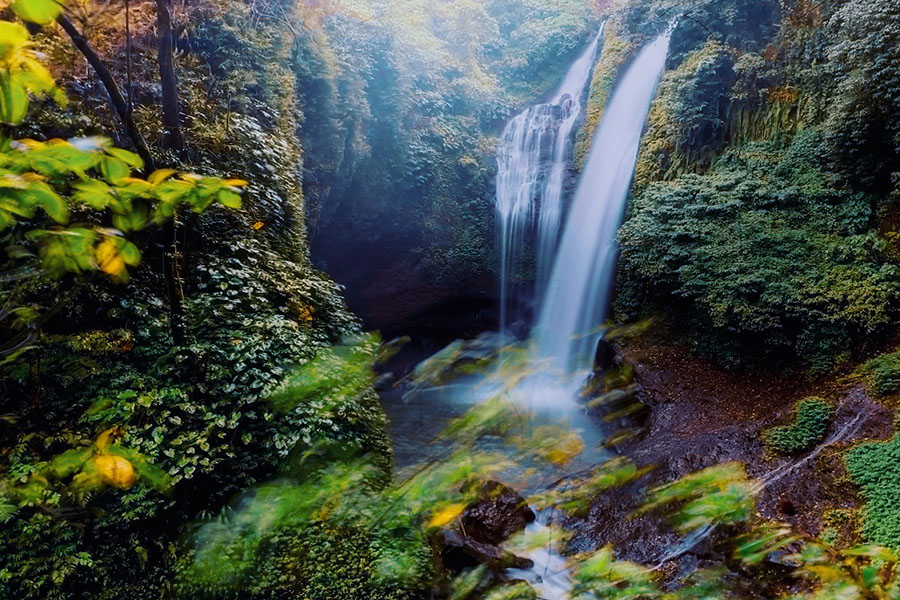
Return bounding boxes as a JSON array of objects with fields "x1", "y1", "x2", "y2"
[
  {"x1": 179, "y1": 522, "x2": 432, "y2": 600},
  {"x1": 860, "y1": 350, "x2": 900, "y2": 397},
  {"x1": 574, "y1": 24, "x2": 633, "y2": 167},
  {"x1": 764, "y1": 397, "x2": 833, "y2": 455},
  {"x1": 617, "y1": 134, "x2": 900, "y2": 370},
  {"x1": 821, "y1": 508, "x2": 862, "y2": 548},
  {"x1": 634, "y1": 41, "x2": 734, "y2": 186},
  {"x1": 846, "y1": 431, "x2": 900, "y2": 549}
]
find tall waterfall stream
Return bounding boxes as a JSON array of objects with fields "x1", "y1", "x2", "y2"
[
  {"x1": 496, "y1": 26, "x2": 603, "y2": 333},
  {"x1": 504, "y1": 31, "x2": 673, "y2": 599}
]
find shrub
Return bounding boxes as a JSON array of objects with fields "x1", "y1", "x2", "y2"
[
  {"x1": 617, "y1": 134, "x2": 900, "y2": 369},
  {"x1": 764, "y1": 397, "x2": 833, "y2": 455},
  {"x1": 847, "y1": 433, "x2": 900, "y2": 549},
  {"x1": 860, "y1": 351, "x2": 900, "y2": 397}
]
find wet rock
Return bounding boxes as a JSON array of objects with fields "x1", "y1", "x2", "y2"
[
  {"x1": 461, "y1": 481, "x2": 536, "y2": 546},
  {"x1": 437, "y1": 481, "x2": 536, "y2": 573},
  {"x1": 767, "y1": 550, "x2": 802, "y2": 569},
  {"x1": 440, "y1": 530, "x2": 534, "y2": 572},
  {"x1": 593, "y1": 337, "x2": 617, "y2": 373}
]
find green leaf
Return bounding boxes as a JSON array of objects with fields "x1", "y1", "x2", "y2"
[
  {"x1": 118, "y1": 240, "x2": 141, "y2": 266},
  {"x1": 100, "y1": 155, "x2": 130, "y2": 183},
  {"x1": 0, "y1": 76, "x2": 29, "y2": 125},
  {"x1": 154, "y1": 180, "x2": 192, "y2": 203},
  {"x1": 11, "y1": 0, "x2": 64, "y2": 25},
  {"x1": 217, "y1": 188, "x2": 242, "y2": 209},
  {"x1": 74, "y1": 179, "x2": 113, "y2": 210},
  {"x1": 27, "y1": 182, "x2": 68, "y2": 223},
  {"x1": 106, "y1": 147, "x2": 144, "y2": 170},
  {"x1": 111, "y1": 203, "x2": 148, "y2": 232}
]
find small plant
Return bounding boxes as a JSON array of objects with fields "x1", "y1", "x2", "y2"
[
  {"x1": 764, "y1": 397, "x2": 833, "y2": 455},
  {"x1": 861, "y1": 350, "x2": 900, "y2": 396}
]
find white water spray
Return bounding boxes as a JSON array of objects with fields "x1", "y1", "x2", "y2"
[{"x1": 496, "y1": 27, "x2": 603, "y2": 332}]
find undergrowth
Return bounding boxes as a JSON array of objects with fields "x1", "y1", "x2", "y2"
[
  {"x1": 860, "y1": 350, "x2": 900, "y2": 397},
  {"x1": 846, "y1": 431, "x2": 900, "y2": 549},
  {"x1": 764, "y1": 397, "x2": 833, "y2": 455}
]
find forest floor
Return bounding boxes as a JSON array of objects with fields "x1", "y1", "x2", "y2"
[{"x1": 570, "y1": 334, "x2": 894, "y2": 572}]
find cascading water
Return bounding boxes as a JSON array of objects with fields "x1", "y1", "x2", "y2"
[
  {"x1": 502, "y1": 31, "x2": 673, "y2": 600},
  {"x1": 391, "y1": 27, "x2": 674, "y2": 600},
  {"x1": 534, "y1": 31, "x2": 673, "y2": 373},
  {"x1": 496, "y1": 26, "x2": 603, "y2": 333}
]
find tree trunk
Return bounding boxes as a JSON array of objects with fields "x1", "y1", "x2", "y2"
[
  {"x1": 155, "y1": 0, "x2": 183, "y2": 151},
  {"x1": 155, "y1": 0, "x2": 188, "y2": 346},
  {"x1": 56, "y1": 14, "x2": 156, "y2": 172}
]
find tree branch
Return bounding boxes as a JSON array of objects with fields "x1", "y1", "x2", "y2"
[{"x1": 56, "y1": 14, "x2": 156, "y2": 172}]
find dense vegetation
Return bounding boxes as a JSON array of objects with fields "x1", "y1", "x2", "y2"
[
  {"x1": 0, "y1": 0, "x2": 381, "y2": 597},
  {"x1": 3, "y1": 0, "x2": 900, "y2": 598},
  {"x1": 764, "y1": 397, "x2": 833, "y2": 455},
  {"x1": 847, "y1": 432, "x2": 900, "y2": 550},
  {"x1": 609, "y1": 0, "x2": 900, "y2": 369}
]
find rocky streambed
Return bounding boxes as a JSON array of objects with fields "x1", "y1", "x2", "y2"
[{"x1": 379, "y1": 330, "x2": 896, "y2": 594}]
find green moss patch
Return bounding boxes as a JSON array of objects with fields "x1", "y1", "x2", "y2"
[
  {"x1": 860, "y1": 351, "x2": 900, "y2": 397},
  {"x1": 764, "y1": 397, "x2": 833, "y2": 455},
  {"x1": 847, "y1": 433, "x2": 900, "y2": 549}
]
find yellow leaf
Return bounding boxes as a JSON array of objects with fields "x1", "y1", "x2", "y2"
[
  {"x1": 224, "y1": 178, "x2": 249, "y2": 187},
  {"x1": 251, "y1": 221, "x2": 264, "y2": 230},
  {"x1": 428, "y1": 503, "x2": 466, "y2": 528},
  {"x1": 95, "y1": 427, "x2": 124, "y2": 452},
  {"x1": 95, "y1": 238, "x2": 126, "y2": 279},
  {"x1": 93, "y1": 454, "x2": 137, "y2": 490},
  {"x1": 147, "y1": 169, "x2": 178, "y2": 185}
]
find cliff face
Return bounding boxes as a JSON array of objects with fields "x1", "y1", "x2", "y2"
[
  {"x1": 296, "y1": 0, "x2": 600, "y2": 335},
  {"x1": 1, "y1": 3, "x2": 388, "y2": 598},
  {"x1": 578, "y1": 0, "x2": 900, "y2": 370}
]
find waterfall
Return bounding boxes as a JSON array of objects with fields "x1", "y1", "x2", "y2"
[
  {"x1": 496, "y1": 26, "x2": 603, "y2": 333},
  {"x1": 534, "y1": 31, "x2": 672, "y2": 372}
]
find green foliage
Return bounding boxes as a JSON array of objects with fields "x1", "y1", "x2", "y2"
[
  {"x1": 575, "y1": 24, "x2": 633, "y2": 167},
  {"x1": 764, "y1": 397, "x2": 833, "y2": 455},
  {"x1": 1, "y1": 325, "x2": 386, "y2": 599},
  {"x1": 573, "y1": 546, "x2": 661, "y2": 600},
  {"x1": 618, "y1": 133, "x2": 900, "y2": 369},
  {"x1": 635, "y1": 41, "x2": 735, "y2": 185},
  {"x1": 641, "y1": 462, "x2": 757, "y2": 532},
  {"x1": 0, "y1": 136, "x2": 245, "y2": 281},
  {"x1": 600, "y1": 0, "x2": 900, "y2": 372},
  {"x1": 825, "y1": 0, "x2": 900, "y2": 191},
  {"x1": 0, "y1": 20, "x2": 64, "y2": 123},
  {"x1": 847, "y1": 433, "x2": 900, "y2": 550},
  {"x1": 788, "y1": 543, "x2": 900, "y2": 599},
  {"x1": 10, "y1": 0, "x2": 65, "y2": 26},
  {"x1": 860, "y1": 350, "x2": 900, "y2": 397},
  {"x1": 530, "y1": 458, "x2": 648, "y2": 516}
]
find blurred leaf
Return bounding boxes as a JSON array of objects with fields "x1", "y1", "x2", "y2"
[
  {"x1": 428, "y1": 503, "x2": 466, "y2": 528},
  {"x1": 11, "y1": 0, "x2": 64, "y2": 25}
]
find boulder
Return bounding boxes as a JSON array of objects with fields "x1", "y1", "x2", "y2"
[
  {"x1": 440, "y1": 530, "x2": 534, "y2": 572},
  {"x1": 460, "y1": 481, "x2": 536, "y2": 545},
  {"x1": 593, "y1": 337, "x2": 617, "y2": 373}
]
